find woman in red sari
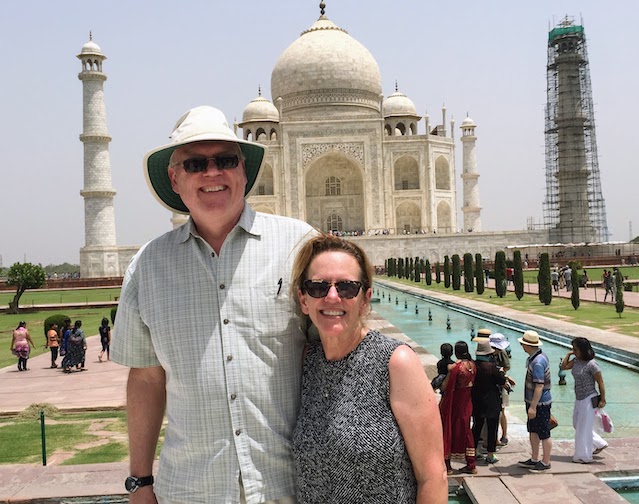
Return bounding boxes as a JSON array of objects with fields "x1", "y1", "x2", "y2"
[{"x1": 440, "y1": 341, "x2": 477, "y2": 474}]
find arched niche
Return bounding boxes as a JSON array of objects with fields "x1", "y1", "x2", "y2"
[
  {"x1": 270, "y1": 128, "x2": 277, "y2": 141},
  {"x1": 395, "y1": 123, "x2": 406, "y2": 136},
  {"x1": 436, "y1": 200, "x2": 452, "y2": 233},
  {"x1": 385, "y1": 124, "x2": 392, "y2": 136},
  {"x1": 395, "y1": 201, "x2": 421, "y2": 234},
  {"x1": 256, "y1": 128, "x2": 267, "y2": 141},
  {"x1": 244, "y1": 130, "x2": 253, "y2": 141},
  {"x1": 305, "y1": 152, "x2": 365, "y2": 233},
  {"x1": 256, "y1": 163, "x2": 274, "y2": 195},
  {"x1": 435, "y1": 156, "x2": 450, "y2": 190},
  {"x1": 394, "y1": 155, "x2": 419, "y2": 190}
]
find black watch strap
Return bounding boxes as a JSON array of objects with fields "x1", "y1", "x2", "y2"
[{"x1": 125, "y1": 475, "x2": 154, "y2": 493}]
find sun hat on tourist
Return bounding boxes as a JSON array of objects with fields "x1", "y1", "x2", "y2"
[
  {"x1": 475, "y1": 340, "x2": 495, "y2": 356},
  {"x1": 143, "y1": 106, "x2": 267, "y2": 214},
  {"x1": 518, "y1": 330, "x2": 542, "y2": 347},
  {"x1": 489, "y1": 333, "x2": 510, "y2": 351},
  {"x1": 472, "y1": 327, "x2": 491, "y2": 342}
]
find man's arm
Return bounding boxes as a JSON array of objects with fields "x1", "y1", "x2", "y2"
[
  {"x1": 527, "y1": 383, "x2": 544, "y2": 419},
  {"x1": 127, "y1": 366, "x2": 166, "y2": 503}
]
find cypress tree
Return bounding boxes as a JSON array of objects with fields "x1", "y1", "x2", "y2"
[
  {"x1": 444, "y1": 256, "x2": 451, "y2": 288},
  {"x1": 452, "y1": 254, "x2": 461, "y2": 290},
  {"x1": 513, "y1": 250, "x2": 524, "y2": 300},
  {"x1": 409, "y1": 257, "x2": 414, "y2": 281},
  {"x1": 414, "y1": 257, "x2": 421, "y2": 283},
  {"x1": 538, "y1": 253, "x2": 552, "y2": 305},
  {"x1": 425, "y1": 259, "x2": 432, "y2": 285},
  {"x1": 494, "y1": 251, "x2": 507, "y2": 298},
  {"x1": 570, "y1": 261, "x2": 580, "y2": 310},
  {"x1": 475, "y1": 253, "x2": 484, "y2": 295},
  {"x1": 463, "y1": 253, "x2": 474, "y2": 292},
  {"x1": 420, "y1": 258, "x2": 425, "y2": 283},
  {"x1": 615, "y1": 269, "x2": 625, "y2": 317},
  {"x1": 398, "y1": 257, "x2": 404, "y2": 279},
  {"x1": 435, "y1": 262, "x2": 441, "y2": 284}
]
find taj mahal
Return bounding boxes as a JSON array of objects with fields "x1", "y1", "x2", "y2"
[{"x1": 77, "y1": 5, "x2": 627, "y2": 278}]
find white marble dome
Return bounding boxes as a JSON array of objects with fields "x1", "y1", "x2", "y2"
[
  {"x1": 461, "y1": 115, "x2": 476, "y2": 127},
  {"x1": 271, "y1": 15, "x2": 382, "y2": 114},
  {"x1": 242, "y1": 94, "x2": 279, "y2": 123},
  {"x1": 383, "y1": 90, "x2": 418, "y2": 118},
  {"x1": 80, "y1": 39, "x2": 102, "y2": 55}
]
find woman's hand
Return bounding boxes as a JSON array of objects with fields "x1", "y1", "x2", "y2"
[{"x1": 598, "y1": 398, "x2": 606, "y2": 408}]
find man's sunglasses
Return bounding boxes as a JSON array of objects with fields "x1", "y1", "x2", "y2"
[
  {"x1": 177, "y1": 155, "x2": 241, "y2": 173},
  {"x1": 302, "y1": 279, "x2": 363, "y2": 299}
]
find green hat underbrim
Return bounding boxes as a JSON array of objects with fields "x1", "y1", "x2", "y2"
[{"x1": 144, "y1": 140, "x2": 266, "y2": 215}]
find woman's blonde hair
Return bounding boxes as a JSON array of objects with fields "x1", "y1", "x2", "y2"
[{"x1": 290, "y1": 233, "x2": 373, "y2": 316}]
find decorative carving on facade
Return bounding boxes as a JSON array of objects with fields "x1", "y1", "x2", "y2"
[{"x1": 302, "y1": 142, "x2": 365, "y2": 168}]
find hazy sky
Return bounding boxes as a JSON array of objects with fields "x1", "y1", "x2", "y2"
[{"x1": 2, "y1": 0, "x2": 637, "y2": 267}]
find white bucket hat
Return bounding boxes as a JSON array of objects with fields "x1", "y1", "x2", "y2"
[
  {"x1": 489, "y1": 333, "x2": 510, "y2": 351},
  {"x1": 143, "y1": 106, "x2": 266, "y2": 214}
]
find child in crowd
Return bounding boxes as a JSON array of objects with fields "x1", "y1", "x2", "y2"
[{"x1": 432, "y1": 343, "x2": 454, "y2": 393}]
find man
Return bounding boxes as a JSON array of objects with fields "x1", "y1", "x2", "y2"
[
  {"x1": 111, "y1": 106, "x2": 313, "y2": 504},
  {"x1": 517, "y1": 330, "x2": 553, "y2": 471},
  {"x1": 564, "y1": 265, "x2": 572, "y2": 292},
  {"x1": 46, "y1": 322, "x2": 60, "y2": 368}
]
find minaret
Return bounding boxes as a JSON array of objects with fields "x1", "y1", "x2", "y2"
[
  {"x1": 77, "y1": 34, "x2": 119, "y2": 277},
  {"x1": 460, "y1": 115, "x2": 482, "y2": 232}
]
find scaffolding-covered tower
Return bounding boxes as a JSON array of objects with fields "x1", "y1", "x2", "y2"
[{"x1": 543, "y1": 17, "x2": 609, "y2": 244}]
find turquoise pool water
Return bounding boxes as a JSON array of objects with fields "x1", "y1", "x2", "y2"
[{"x1": 374, "y1": 284, "x2": 639, "y2": 439}]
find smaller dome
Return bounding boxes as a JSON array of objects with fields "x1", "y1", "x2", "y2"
[
  {"x1": 461, "y1": 115, "x2": 476, "y2": 127},
  {"x1": 241, "y1": 94, "x2": 279, "y2": 124},
  {"x1": 383, "y1": 90, "x2": 418, "y2": 118},
  {"x1": 81, "y1": 39, "x2": 102, "y2": 55}
]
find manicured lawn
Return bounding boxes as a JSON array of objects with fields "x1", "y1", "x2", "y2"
[
  {"x1": 522, "y1": 266, "x2": 639, "y2": 286},
  {"x1": 0, "y1": 410, "x2": 163, "y2": 465},
  {"x1": 380, "y1": 276, "x2": 639, "y2": 337},
  {"x1": 1, "y1": 288, "x2": 121, "y2": 308}
]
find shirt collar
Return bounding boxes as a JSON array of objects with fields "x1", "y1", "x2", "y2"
[{"x1": 177, "y1": 202, "x2": 262, "y2": 244}]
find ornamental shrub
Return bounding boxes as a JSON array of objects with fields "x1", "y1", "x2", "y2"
[
  {"x1": 513, "y1": 250, "x2": 524, "y2": 300},
  {"x1": 452, "y1": 254, "x2": 461, "y2": 290},
  {"x1": 494, "y1": 251, "x2": 507, "y2": 298},
  {"x1": 463, "y1": 253, "x2": 474, "y2": 292},
  {"x1": 570, "y1": 261, "x2": 580, "y2": 310},
  {"x1": 538, "y1": 253, "x2": 552, "y2": 305},
  {"x1": 444, "y1": 256, "x2": 451, "y2": 288},
  {"x1": 615, "y1": 269, "x2": 625, "y2": 317},
  {"x1": 425, "y1": 259, "x2": 432, "y2": 285},
  {"x1": 435, "y1": 262, "x2": 441, "y2": 284},
  {"x1": 475, "y1": 253, "x2": 484, "y2": 295}
]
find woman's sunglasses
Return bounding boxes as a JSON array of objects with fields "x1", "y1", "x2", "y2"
[
  {"x1": 302, "y1": 279, "x2": 363, "y2": 299},
  {"x1": 178, "y1": 155, "x2": 240, "y2": 173}
]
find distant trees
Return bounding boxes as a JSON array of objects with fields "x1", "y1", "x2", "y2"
[
  {"x1": 475, "y1": 253, "x2": 485, "y2": 295},
  {"x1": 538, "y1": 253, "x2": 552, "y2": 305},
  {"x1": 494, "y1": 251, "x2": 507, "y2": 298},
  {"x1": 513, "y1": 250, "x2": 524, "y2": 300},
  {"x1": 7, "y1": 262, "x2": 46, "y2": 314}
]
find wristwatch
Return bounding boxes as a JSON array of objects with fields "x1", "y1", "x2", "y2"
[{"x1": 125, "y1": 475, "x2": 154, "y2": 493}]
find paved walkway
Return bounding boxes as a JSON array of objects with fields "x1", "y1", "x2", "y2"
[{"x1": 1, "y1": 306, "x2": 638, "y2": 502}]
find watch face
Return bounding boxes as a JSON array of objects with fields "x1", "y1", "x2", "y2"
[{"x1": 125, "y1": 476, "x2": 140, "y2": 493}]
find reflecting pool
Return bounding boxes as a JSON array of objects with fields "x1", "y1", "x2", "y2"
[{"x1": 373, "y1": 284, "x2": 639, "y2": 439}]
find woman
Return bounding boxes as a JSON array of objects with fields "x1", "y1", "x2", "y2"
[
  {"x1": 440, "y1": 341, "x2": 477, "y2": 474},
  {"x1": 46, "y1": 322, "x2": 60, "y2": 368},
  {"x1": 291, "y1": 234, "x2": 447, "y2": 504},
  {"x1": 10, "y1": 321, "x2": 35, "y2": 371},
  {"x1": 561, "y1": 337, "x2": 608, "y2": 463},
  {"x1": 98, "y1": 317, "x2": 111, "y2": 362},
  {"x1": 61, "y1": 320, "x2": 86, "y2": 373},
  {"x1": 471, "y1": 340, "x2": 507, "y2": 464}
]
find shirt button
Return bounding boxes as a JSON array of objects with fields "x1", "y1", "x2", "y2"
[
  {"x1": 223, "y1": 319, "x2": 229, "y2": 325},
  {"x1": 227, "y1": 355, "x2": 233, "y2": 362},
  {"x1": 220, "y1": 284, "x2": 225, "y2": 289},
  {"x1": 235, "y1": 429, "x2": 242, "y2": 436},
  {"x1": 230, "y1": 393, "x2": 237, "y2": 400}
]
